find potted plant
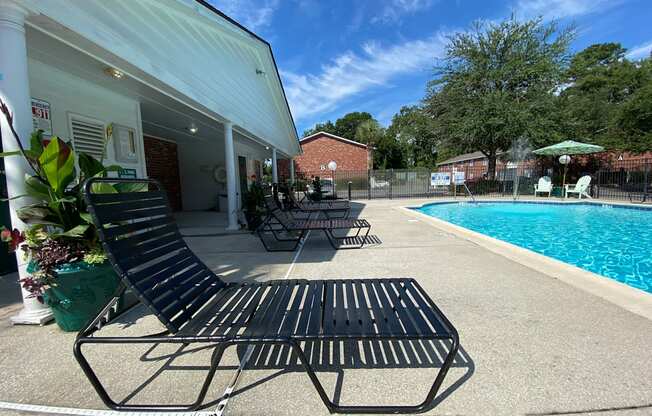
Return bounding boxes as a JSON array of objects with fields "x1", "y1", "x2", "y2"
[
  {"x1": 0, "y1": 99, "x2": 131, "y2": 331},
  {"x1": 243, "y1": 179, "x2": 265, "y2": 231}
]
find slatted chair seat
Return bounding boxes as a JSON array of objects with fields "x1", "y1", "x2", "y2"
[
  {"x1": 75, "y1": 178, "x2": 459, "y2": 414},
  {"x1": 177, "y1": 279, "x2": 451, "y2": 340}
]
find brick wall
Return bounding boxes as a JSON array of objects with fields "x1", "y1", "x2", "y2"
[
  {"x1": 290, "y1": 134, "x2": 369, "y2": 177},
  {"x1": 144, "y1": 136, "x2": 182, "y2": 211}
]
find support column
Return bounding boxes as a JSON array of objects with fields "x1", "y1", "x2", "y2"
[
  {"x1": 223, "y1": 121, "x2": 239, "y2": 230},
  {"x1": 1, "y1": 1, "x2": 53, "y2": 325},
  {"x1": 289, "y1": 159, "x2": 295, "y2": 185},
  {"x1": 271, "y1": 148, "x2": 278, "y2": 184}
]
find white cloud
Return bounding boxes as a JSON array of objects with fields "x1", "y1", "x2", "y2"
[
  {"x1": 626, "y1": 40, "x2": 652, "y2": 61},
  {"x1": 282, "y1": 33, "x2": 447, "y2": 121},
  {"x1": 373, "y1": 0, "x2": 435, "y2": 24},
  {"x1": 512, "y1": 0, "x2": 620, "y2": 21},
  {"x1": 208, "y1": 0, "x2": 279, "y2": 31}
]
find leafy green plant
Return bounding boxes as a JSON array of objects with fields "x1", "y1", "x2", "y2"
[
  {"x1": 243, "y1": 181, "x2": 265, "y2": 231},
  {"x1": 0, "y1": 98, "x2": 130, "y2": 300}
]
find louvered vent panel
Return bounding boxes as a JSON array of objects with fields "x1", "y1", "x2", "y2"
[{"x1": 71, "y1": 118, "x2": 105, "y2": 160}]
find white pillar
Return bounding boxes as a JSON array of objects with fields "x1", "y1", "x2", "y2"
[
  {"x1": 1, "y1": 1, "x2": 53, "y2": 325},
  {"x1": 271, "y1": 148, "x2": 278, "y2": 184},
  {"x1": 289, "y1": 159, "x2": 295, "y2": 184},
  {"x1": 223, "y1": 121, "x2": 238, "y2": 230}
]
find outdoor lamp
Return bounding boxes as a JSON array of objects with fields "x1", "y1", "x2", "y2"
[
  {"x1": 559, "y1": 154, "x2": 571, "y2": 165},
  {"x1": 328, "y1": 160, "x2": 338, "y2": 171}
]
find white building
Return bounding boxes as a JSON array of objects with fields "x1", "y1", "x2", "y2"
[{"x1": 0, "y1": 0, "x2": 300, "y2": 324}]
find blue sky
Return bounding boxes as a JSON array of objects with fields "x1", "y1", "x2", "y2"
[{"x1": 209, "y1": 0, "x2": 652, "y2": 135}]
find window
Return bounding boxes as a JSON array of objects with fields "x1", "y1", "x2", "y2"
[{"x1": 68, "y1": 114, "x2": 106, "y2": 160}]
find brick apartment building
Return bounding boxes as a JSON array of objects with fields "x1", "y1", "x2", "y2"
[{"x1": 279, "y1": 131, "x2": 372, "y2": 178}]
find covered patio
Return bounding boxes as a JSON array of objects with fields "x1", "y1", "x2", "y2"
[{"x1": 0, "y1": 0, "x2": 299, "y2": 325}]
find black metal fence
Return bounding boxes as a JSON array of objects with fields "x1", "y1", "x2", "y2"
[
  {"x1": 594, "y1": 159, "x2": 651, "y2": 202},
  {"x1": 279, "y1": 158, "x2": 652, "y2": 203}
]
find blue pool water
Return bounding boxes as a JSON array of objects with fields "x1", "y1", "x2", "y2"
[{"x1": 415, "y1": 202, "x2": 652, "y2": 293}]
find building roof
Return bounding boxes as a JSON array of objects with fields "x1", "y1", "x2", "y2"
[
  {"x1": 438, "y1": 151, "x2": 487, "y2": 165},
  {"x1": 194, "y1": 0, "x2": 299, "y2": 146},
  {"x1": 300, "y1": 131, "x2": 368, "y2": 148}
]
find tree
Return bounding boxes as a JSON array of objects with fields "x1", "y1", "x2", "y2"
[
  {"x1": 302, "y1": 112, "x2": 374, "y2": 140},
  {"x1": 425, "y1": 17, "x2": 574, "y2": 178},
  {"x1": 333, "y1": 112, "x2": 373, "y2": 139},
  {"x1": 560, "y1": 43, "x2": 652, "y2": 151},
  {"x1": 302, "y1": 120, "x2": 336, "y2": 137},
  {"x1": 385, "y1": 106, "x2": 438, "y2": 168},
  {"x1": 354, "y1": 119, "x2": 384, "y2": 146}
]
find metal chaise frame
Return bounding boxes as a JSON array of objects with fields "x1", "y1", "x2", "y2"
[
  {"x1": 285, "y1": 188, "x2": 350, "y2": 219},
  {"x1": 257, "y1": 195, "x2": 371, "y2": 251},
  {"x1": 76, "y1": 178, "x2": 459, "y2": 413}
]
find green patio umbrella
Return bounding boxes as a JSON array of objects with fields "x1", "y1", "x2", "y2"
[{"x1": 533, "y1": 140, "x2": 605, "y2": 194}]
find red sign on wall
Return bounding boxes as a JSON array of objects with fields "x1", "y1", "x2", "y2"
[{"x1": 31, "y1": 98, "x2": 52, "y2": 136}]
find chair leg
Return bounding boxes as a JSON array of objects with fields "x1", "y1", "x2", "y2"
[
  {"x1": 73, "y1": 339, "x2": 227, "y2": 411},
  {"x1": 289, "y1": 337, "x2": 459, "y2": 414}
]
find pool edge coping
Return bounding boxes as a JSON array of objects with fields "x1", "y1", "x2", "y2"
[{"x1": 399, "y1": 204, "x2": 652, "y2": 322}]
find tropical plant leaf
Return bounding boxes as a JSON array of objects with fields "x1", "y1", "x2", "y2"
[
  {"x1": 53, "y1": 224, "x2": 89, "y2": 238},
  {"x1": 16, "y1": 205, "x2": 58, "y2": 225},
  {"x1": 0, "y1": 194, "x2": 28, "y2": 201},
  {"x1": 78, "y1": 153, "x2": 106, "y2": 179},
  {"x1": 114, "y1": 182, "x2": 148, "y2": 193},
  {"x1": 0, "y1": 151, "x2": 21, "y2": 157},
  {"x1": 91, "y1": 182, "x2": 118, "y2": 195},
  {"x1": 38, "y1": 137, "x2": 76, "y2": 194},
  {"x1": 29, "y1": 130, "x2": 44, "y2": 157},
  {"x1": 79, "y1": 212, "x2": 94, "y2": 224},
  {"x1": 24, "y1": 175, "x2": 51, "y2": 200}
]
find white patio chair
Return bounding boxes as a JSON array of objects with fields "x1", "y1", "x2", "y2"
[
  {"x1": 565, "y1": 175, "x2": 592, "y2": 199},
  {"x1": 370, "y1": 176, "x2": 390, "y2": 189},
  {"x1": 534, "y1": 176, "x2": 552, "y2": 197}
]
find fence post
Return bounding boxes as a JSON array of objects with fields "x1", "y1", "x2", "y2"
[
  {"x1": 389, "y1": 169, "x2": 393, "y2": 199},
  {"x1": 645, "y1": 163, "x2": 650, "y2": 197},
  {"x1": 596, "y1": 169, "x2": 601, "y2": 199},
  {"x1": 348, "y1": 181, "x2": 352, "y2": 201}
]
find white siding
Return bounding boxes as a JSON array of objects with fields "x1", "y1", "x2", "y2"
[{"x1": 28, "y1": 58, "x2": 145, "y2": 176}]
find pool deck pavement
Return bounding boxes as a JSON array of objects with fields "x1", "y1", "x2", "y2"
[{"x1": 1, "y1": 198, "x2": 651, "y2": 415}]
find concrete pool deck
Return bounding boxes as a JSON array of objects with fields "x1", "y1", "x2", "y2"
[{"x1": 1, "y1": 198, "x2": 651, "y2": 415}]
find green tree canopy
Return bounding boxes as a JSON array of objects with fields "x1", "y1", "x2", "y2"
[
  {"x1": 385, "y1": 105, "x2": 438, "y2": 168},
  {"x1": 560, "y1": 43, "x2": 652, "y2": 151},
  {"x1": 354, "y1": 119, "x2": 384, "y2": 146},
  {"x1": 302, "y1": 112, "x2": 374, "y2": 140},
  {"x1": 425, "y1": 17, "x2": 574, "y2": 178}
]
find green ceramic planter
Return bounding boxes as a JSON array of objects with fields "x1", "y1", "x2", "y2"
[{"x1": 28, "y1": 262, "x2": 121, "y2": 332}]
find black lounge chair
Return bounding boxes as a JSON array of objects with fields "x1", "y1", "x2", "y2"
[
  {"x1": 285, "y1": 188, "x2": 350, "y2": 219},
  {"x1": 258, "y1": 195, "x2": 370, "y2": 251},
  {"x1": 76, "y1": 178, "x2": 459, "y2": 413}
]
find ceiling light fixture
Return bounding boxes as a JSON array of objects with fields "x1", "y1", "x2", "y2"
[
  {"x1": 104, "y1": 67, "x2": 124, "y2": 79},
  {"x1": 188, "y1": 124, "x2": 199, "y2": 134}
]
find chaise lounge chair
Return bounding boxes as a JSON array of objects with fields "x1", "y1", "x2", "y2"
[
  {"x1": 285, "y1": 188, "x2": 350, "y2": 218},
  {"x1": 534, "y1": 176, "x2": 552, "y2": 197},
  {"x1": 76, "y1": 178, "x2": 459, "y2": 413},
  {"x1": 565, "y1": 175, "x2": 592, "y2": 199},
  {"x1": 258, "y1": 195, "x2": 370, "y2": 251}
]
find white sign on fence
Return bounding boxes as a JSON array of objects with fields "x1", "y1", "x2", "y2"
[
  {"x1": 431, "y1": 172, "x2": 451, "y2": 186},
  {"x1": 453, "y1": 171, "x2": 465, "y2": 184}
]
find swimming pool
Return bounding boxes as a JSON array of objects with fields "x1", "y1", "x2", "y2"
[{"x1": 414, "y1": 201, "x2": 652, "y2": 294}]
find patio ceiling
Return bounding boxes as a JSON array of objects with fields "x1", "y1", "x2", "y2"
[{"x1": 21, "y1": 0, "x2": 300, "y2": 155}]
